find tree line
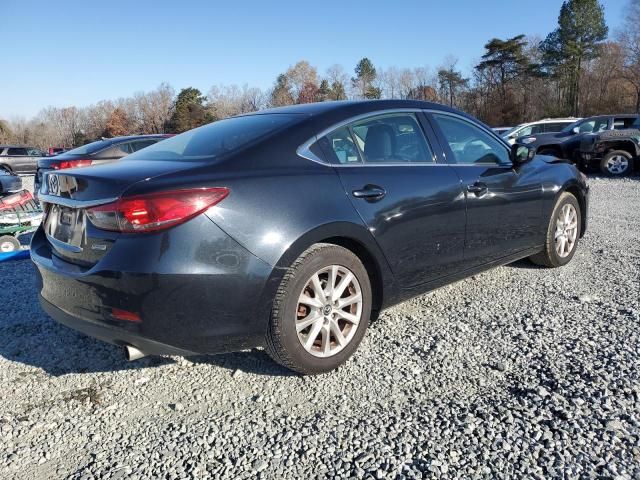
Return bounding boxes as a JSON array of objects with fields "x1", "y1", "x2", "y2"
[{"x1": 1, "y1": 0, "x2": 638, "y2": 150}]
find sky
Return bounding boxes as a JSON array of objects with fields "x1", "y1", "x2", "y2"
[{"x1": 1, "y1": 0, "x2": 627, "y2": 119}]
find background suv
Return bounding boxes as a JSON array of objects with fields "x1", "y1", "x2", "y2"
[
  {"x1": 0, "y1": 145, "x2": 46, "y2": 174},
  {"x1": 35, "y1": 134, "x2": 172, "y2": 195},
  {"x1": 516, "y1": 114, "x2": 640, "y2": 171},
  {"x1": 502, "y1": 118, "x2": 579, "y2": 145}
]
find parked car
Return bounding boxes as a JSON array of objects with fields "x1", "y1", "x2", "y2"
[
  {"x1": 35, "y1": 134, "x2": 172, "y2": 196},
  {"x1": 0, "y1": 145, "x2": 46, "y2": 174},
  {"x1": 576, "y1": 117, "x2": 640, "y2": 176},
  {"x1": 502, "y1": 118, "x2": 579, "y2": 145},
  {"x1": 32, "y1": 100, "x2": 589, "y2": 375},
  {"x1": 492, "y1": 126, "x2": 512, "y2": 136},
  {"x1": 517, "y1": 114, "x2": 640, "y2": 173}
]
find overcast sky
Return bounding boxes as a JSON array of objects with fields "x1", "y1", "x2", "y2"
[{"x1": 1, "y1": 0, "x2": 626, "y2": 118}]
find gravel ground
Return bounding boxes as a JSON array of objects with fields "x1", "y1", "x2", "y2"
[{"x1": 1, "y1": 176, "x2": 639, "y2": 479}]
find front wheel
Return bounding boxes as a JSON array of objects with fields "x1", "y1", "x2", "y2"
[
  {"x1": 529, "y1": 192, "x2": 581, "y2": 268},
  {"x1": 0, "y1": 235, "x2": 20, "y2": 253},
  {"x1": 266, "y1": 244, "x2": 372, "y2": 375},
  {"x1": 600, "y1": 150, "x2": 632, "y2": 176}
]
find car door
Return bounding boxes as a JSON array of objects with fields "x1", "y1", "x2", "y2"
[
  {"x1": 6, "y1": 147, "x2": 31, "y2": 174},
  {"x1": 428, "y1": 112, "x2": 543, "y2": 267},
  {"x1": 315, "y1": 111, "x2": 466, "y2": 287}
]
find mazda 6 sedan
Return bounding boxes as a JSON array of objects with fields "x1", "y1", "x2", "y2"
[{"x1": 31, "y1": 100, "x2": 589, "y2": 374}]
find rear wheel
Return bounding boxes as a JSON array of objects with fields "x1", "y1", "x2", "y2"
[
  {"x1": 600, "y1": 150, "x2": 632, "y2": 176},
  {"x1": 0, "y1": 235, "x2": 20, "y2": 253},
  {"x1": 266, "y1": 243, "x2": 372, "y2": 374},
  {"x1": 529, "y1": 192, "x2": 581, "y2": 268}
]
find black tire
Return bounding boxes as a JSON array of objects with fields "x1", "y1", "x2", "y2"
[
  {"x1": 0, "y1": 235, "x2": 20, "y2": 253},
  {"x1": 265, "y1": 243, "x2": 372, "y2": 375},
  {"x1": 529, "y1": 192, "x2": 581, "y2": 268},
  {"x1": 600, "y1": 150, "x2": 633, "y2": 176}
]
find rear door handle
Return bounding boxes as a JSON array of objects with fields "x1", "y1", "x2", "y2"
[
  {"x1": 352, "y1": 185, "x2": 386, "y2": 200},
  {"x1": 466, "y1": 182, "x2": 488, "y2": 196}
]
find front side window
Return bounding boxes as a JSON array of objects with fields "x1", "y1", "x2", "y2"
[
  {"x1": 431, "y1": 113, "x2": 509, "y2": 165},
  {"x1": 350, "y1": 113, "x2": 433, "y2": 164},
  {"x1": 577, "y1": 118, "x2": 608, "y2": 133}
]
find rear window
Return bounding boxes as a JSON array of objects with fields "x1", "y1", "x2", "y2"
[
  {"x1": 65, "y1": 140, "x2": 113, "y2": 155},
  {"x1": 127, "y1": 114, "x2": 302, "y2": 161}
]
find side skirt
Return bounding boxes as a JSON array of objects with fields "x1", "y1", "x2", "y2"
[{"x1": 388, "y1": 246, "x2": 543, "y2": 307}]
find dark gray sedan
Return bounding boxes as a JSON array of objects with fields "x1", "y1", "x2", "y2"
[{"x1": 31, "y1": 100, "x2": 589, "y2": 374}]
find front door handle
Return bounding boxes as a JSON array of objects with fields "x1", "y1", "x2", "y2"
[
  {"x1": 352, "y1": 185, "x2": 386, "y2": 200},
  {"x1": 466, "y1": 182, "x2": 488, "y2": 196}
]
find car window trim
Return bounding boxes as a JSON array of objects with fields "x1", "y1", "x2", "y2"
[
  {"x1": 297, "y1": 108, "x2": 439, "y2": 167},
  {"x1": 423, "y1": 110, "x2": 513, "y2": 167}
]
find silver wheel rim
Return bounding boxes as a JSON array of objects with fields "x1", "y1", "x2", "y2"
[
  {"x1": 606, "y1": 155, "x2": 629, "y2": 174},
  {"x1": 0, "y1": 241, "x2": 16, "y2": 253},
  {"x1": 554, "y1": 204, "x2": 578, "y2": 258},
  {"x1": 295, "y1": 265, "x2": 363, "y2": 358}
]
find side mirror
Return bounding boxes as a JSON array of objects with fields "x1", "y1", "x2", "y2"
[
  {"x1": 511, "y1": 144, "x2": 535, "y2": 165},
  {"x1": 572, "y1": 127, "x2": 580, "y2": 134}
]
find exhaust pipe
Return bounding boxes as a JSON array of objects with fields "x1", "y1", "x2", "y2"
[{"x1": 124, "y1": 345, "x2": 146, "y2": 361}]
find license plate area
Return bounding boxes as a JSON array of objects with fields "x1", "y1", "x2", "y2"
[{"x1": 44, "y1": 204, "x2": 85, "y2": 249}]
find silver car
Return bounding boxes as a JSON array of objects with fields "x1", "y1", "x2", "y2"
[{"x1": 0, "y1": 145, "x2": 45, "y2": 175}]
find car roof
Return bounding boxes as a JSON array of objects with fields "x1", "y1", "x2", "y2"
[
  {"x1": 254, "y1": 99, "x2": 463, "y2": 116},
  {"x1": 102, "y1": 134, "x2": 172, "y2": 143}
]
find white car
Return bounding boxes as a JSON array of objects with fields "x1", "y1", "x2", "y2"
[{"x1": 502, "y1": 118, "x2": 580, "y2": 145}]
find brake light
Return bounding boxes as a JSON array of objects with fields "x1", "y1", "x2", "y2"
[
  {"x1": 50, "y1": 159, "x2": 93, "y2": 170},
  {"x1": 86, "y1": 187, "x2": 229, "y2": 233}
]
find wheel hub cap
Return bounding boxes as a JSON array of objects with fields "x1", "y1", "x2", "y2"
[
  {"x1": 607, "y1": 155, "x2": 628, "y2": 174},
  {"x1": 295, "y1": 265, "x2": 363, "y2": 358},
  {"x1": 554, "y1": 204, "x2": 578, "y2": 258}
]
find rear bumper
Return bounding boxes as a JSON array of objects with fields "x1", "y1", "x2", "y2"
[
  {"x1": 39, "y1": 295, "x2": 196, "y2": 356},
  {"x1": 31, "y1": 217, "x2": 279, "y2": 356}
]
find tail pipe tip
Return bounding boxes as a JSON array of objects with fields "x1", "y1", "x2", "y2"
[{"x1": 124, "y1": 345, "x2": 146, "y2": 361}]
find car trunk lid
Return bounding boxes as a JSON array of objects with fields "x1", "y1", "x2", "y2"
[{"x1": 39, "y1": 159, "x2": 205, "y2": 266}]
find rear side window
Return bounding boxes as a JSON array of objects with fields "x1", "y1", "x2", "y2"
[
  {"x1": 7, "y1": 148, "x2": 28, "y2": 155},
  {"x1": 317, "y1": 112, "x2": 434, "y2": 165},
  {"x1": 350, "y1": 113, "x2": 433, "y2": 163},
  {"x1": 323, "y1": 127, "x2": 362, "y2": 164},
  {"x1": 128, "y1": 114, "x2": 302, "y2": 161},
  {"x1": 544, "y1": 123, "x2": 570, "y2": 133},
  {"x1": 613, "y1": 117, "x2": 637, "y2": 130}
]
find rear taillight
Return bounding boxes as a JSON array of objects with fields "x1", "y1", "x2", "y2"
[
  {"x1": 50, "y1": 159, "x2": 93, "y2": 170},
  {"x1": 86, "y1": 187, "x2": 229, "y2": 233}
]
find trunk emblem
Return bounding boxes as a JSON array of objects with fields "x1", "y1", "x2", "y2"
[{"x1": 48, "y1": 174, "x2": 60, "y2": 195}]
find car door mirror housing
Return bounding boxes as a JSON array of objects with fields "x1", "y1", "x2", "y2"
[
  {"x1": 572, "y1": 127, "x2": 580, "y2": 134},
  {"x1": 511, "y1": 144, "x2": 535, "y2": 165}
]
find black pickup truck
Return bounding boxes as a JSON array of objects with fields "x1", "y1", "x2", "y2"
[{"x1": 517, "y1": 114, "x2": 639, "y2": 176}]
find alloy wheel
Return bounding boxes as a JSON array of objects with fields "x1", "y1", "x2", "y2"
[
  {"x1": 554, "y1": 204, "x2": 578, "y2": 258},
  {"x1": 295, "y1": 265, "x2": 363, "y2": 358},
  {"x1": 606, "y1": 155, "x2": 629, "y2": 175}
]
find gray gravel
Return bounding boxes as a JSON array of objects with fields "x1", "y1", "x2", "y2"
[{"x1": 1, "y1": 176, "x2": 639, "y2": 479}]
